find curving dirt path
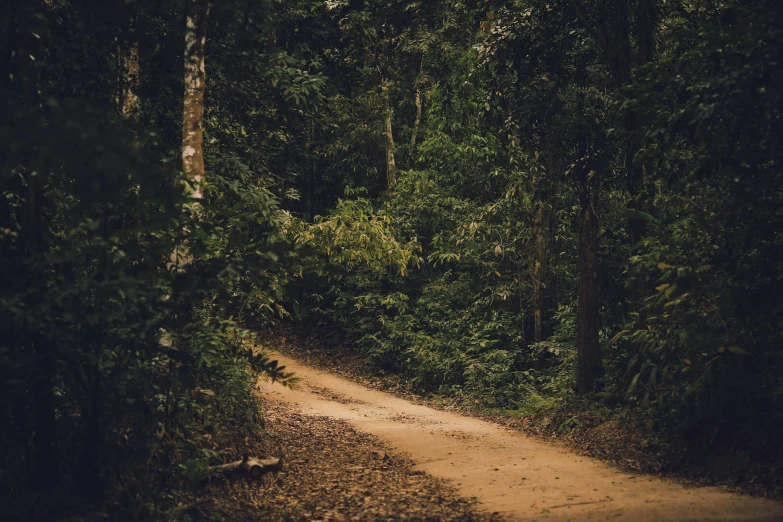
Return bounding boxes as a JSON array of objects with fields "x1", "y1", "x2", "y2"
[{"x1": 258, "y1": 353, "x2": 783, "y2": 522}]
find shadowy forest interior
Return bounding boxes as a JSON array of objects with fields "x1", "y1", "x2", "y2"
[{"x1": 1, "y1": 0, "x2": 782, "y2": 519}]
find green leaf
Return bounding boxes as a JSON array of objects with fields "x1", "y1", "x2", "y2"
[
  {"x1": 608, "y1": 330, "x2": 629, "y2": 344},
  {"x1": 627, "y1": 209, "x2": 661, "y2": 225},
  {"x1": 627, "y1": 372, "x2": 641, "y2": 394},
  {"x1": 658, "y1": 262, "x2": 674, "y2": 269},
  {"x1": 727, "y1": 345, "x2": 749, "y2": 356}
]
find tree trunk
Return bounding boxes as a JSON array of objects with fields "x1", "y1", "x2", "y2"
[
  {"x1": 117, "y1": 43, "x2": 140, "y2": 118},
  {"x1": 182, "y1": 0, "x2": 210, "y2": 201},
  {"x1": 27, "y1": 169, "x2": 59, "y2": 489},
  {"x1": 383, "y1": 79, "x2": 396, "y2": 190},
  {"x1": 117, "y1": 0, "x2": 140, "y2": 119},
  {"x1": 410, "y1": 55, "x2": 424, "y2": 150},
  {"x1": 75, "y1": 376, "x2": 104, "y2": 501},
  {"x1": 636, "y1": 0, "x2": 656, "y2": 67},
  {"x1": 531, "y1": 162, "x2": 550, "y2": 343},
  {"x1": 575, "y1": 160, "x2": 601, "y2": 395},
  {"x1": 31, "y1": 338, "x2": 58, "y2": 489},
  {"x1": 570, "y1": 0, "x2": 647, "y2": 246},
  {"x1": 171, "y1": 0, "x2": 209, "y2": 269},
  {"x1": 627, "y1": 0, "x2": 657, "y2": 244},
  {"x1": 411, "y1": 86, "x2": 422, "y2": 149},
  {"x1": 17, "y1": 4, "x2": 60, "y2": 486}
]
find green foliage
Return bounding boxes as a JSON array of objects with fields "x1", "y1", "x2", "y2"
[
  {"x1": 0, "y1": 0, "x2": 302, "y2": 517},
  {"x1": 3, "y1": 0, "x2": 783, "y2": 512},
  {"x1": 293, "y1": 0, "x2": 783, "y2": 481},
  {"x1": 291, "y1": 197, "x2": 422, "y2": 276}
]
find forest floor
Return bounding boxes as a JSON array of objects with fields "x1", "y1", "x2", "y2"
[
  {"x1": 251, "y1": 337, "x2": 783, "y2": 522},
  {"x1": 204, "y1": 397, "x2": 499, "y2": 521}
]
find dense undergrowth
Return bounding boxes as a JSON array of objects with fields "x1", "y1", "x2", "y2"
[
  {"x1": 271, "y1": 329, "x2": 783, "y2": 498},
  {"x1": 2, "y1": 0, "x2": 782, "y2": 519},
  {"x1": 285, "y1": 0, "x2": 783, "y2": 496}
]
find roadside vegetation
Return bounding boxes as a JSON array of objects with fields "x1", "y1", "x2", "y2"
[{"x1": 1, "y1": 0, "x2": 782, "y2": 519}]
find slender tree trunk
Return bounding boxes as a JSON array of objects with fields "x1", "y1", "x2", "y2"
[
  {"x1": 637, "y1": 0, "x2": 656, "y2": 66},
  {"x1": 627, "y1": 0, "x2": 657, "y2": 244},
  {"x1": 411, "y1": 87, "x2": 422, "y2": 149},
  {"x1": 571, "y1": 0, "x2": 651, "y2": 245},
  {"x1": 117, "y1": 0, "x2": 140, "y2": 118},
  {"x1": 383, "y1": 79, "x2": 396, "y2": 190},
  {"x1": 75, "y1": 376, "x2": 104, "y2": 501},
  {"x1": 305, "y1": 133, "x2": 313, "y2": 222},
  {"x1": 171, "y1": 0, "x2": 209, "y2": 269},
  {"x1": 0, "y1": 1, "x2": 18, "y2": 92},
  {"x1": 117, "y1": 44, "x2": 140, "y2": 118},
  {"x1": 182, "y1": 0, "x2": 210, "y2": 201},
  {"x1": 531, "y1": 162, "x2": 550, "y2": 343},
  {"x1": 410, "y1": 55, "x2": 424, "y2": 150},
  {"x1": 575, "y1": 159, "x2": 601, "y2": 395},
  {"x1": 15, "y1": 2, "x2": 60, "y2": 489},
  {"x1": 27, "y1": 166, "x2": 58, "y2": 489},
  {"x1": 31, "y1": 338, "x2": 58, "y2": 489}
]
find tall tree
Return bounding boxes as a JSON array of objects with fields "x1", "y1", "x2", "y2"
[
  {"x1": 410, "y1": 56, "x2": 424, "y2": 150},
  {"x1": 574, "y1": 150, "x2": 601, "y2": 394},
  {"x1": 182, "y1": 0, "x2": 210, "y2": 201},
  {"x1": 383, "y1": 78, "x2": 397, "y2": 190},
  {"x1": 530, "y1": 158, "x2": 550, "y2": 343}
]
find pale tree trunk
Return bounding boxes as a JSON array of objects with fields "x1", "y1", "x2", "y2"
[
  {"x1": 117, "y1": 44, "x2": 140, "y2": 118},
  {"x1": 410, "y1": 86, "x2": 422, "y2": 149},
  {"x1": 117, "y1": 0, "x2": 140, "y2": 121},
  {"x1": 171, "y1": 0, "x2": 209, "y2": 269},
  {"x1": 182, "y1": 0, "x2": 209, "y2": 201},
  {"x1": 383, "y1": 79, "x2": 396, "y2": 190},
  {"x1": 410, "y1": 55, "x2": 424, "y2": 150}
]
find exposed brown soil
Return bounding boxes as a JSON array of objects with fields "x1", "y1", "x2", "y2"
[
  {"x1": 264, "y1": 330, "x2": 783, "y2": 498},
  {"x1": 255, "y1": 334, "x2": 783, "y2": 521},
  {"x1": 195, "y1": 396, "x2": 500, "y2": 521}
]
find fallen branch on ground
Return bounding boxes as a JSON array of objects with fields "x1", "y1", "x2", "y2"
[{"x1": 209, "y1": 455, "x2": 283, "y2": 480}]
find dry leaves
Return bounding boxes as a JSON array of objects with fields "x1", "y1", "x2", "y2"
[{"x1": 202, "y1": 398, "x2": 501, "y2": 521}]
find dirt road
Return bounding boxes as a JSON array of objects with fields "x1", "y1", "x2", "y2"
[{"x1": 259, "y1": 353, "x2": 783, "y2": 522}]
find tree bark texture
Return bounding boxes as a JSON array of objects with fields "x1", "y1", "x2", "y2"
[
  {"x1": 16, "y1": 4, "x2": 60, "y2": 486},
  {"x1": 411, "y1": 86, "x2": 422, "y2": 149},
  {"x1": 182, "y1": 0, "x2": 210, "y2": 200},
  {"x1": 118, "y1": 43, "x2": 140, "y2": 118},
  {"x1": 410, "y1": 54, "x2": 424, "y2": 150},
  {"x1": 531, "y1": 163, "x2": 550, "y2": 343},
  {"x1": 575, "y1": 161, "x2": 601, "y2": 395},
  {"x1": 383, "y1": 79, "x2": 396, "y2": 190},
  {"x1": 26, "y1": 170, "x2": 59, "y2": 489},
  {"x1": 626, "y1": 0, "x2": 657, "y2": 244},
  {"x1": 75, "y1": 376, "x2": 104, "y2": 501},
  {"x1": 31, "y1": 337, "x2": 58, "y2": 489}
]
